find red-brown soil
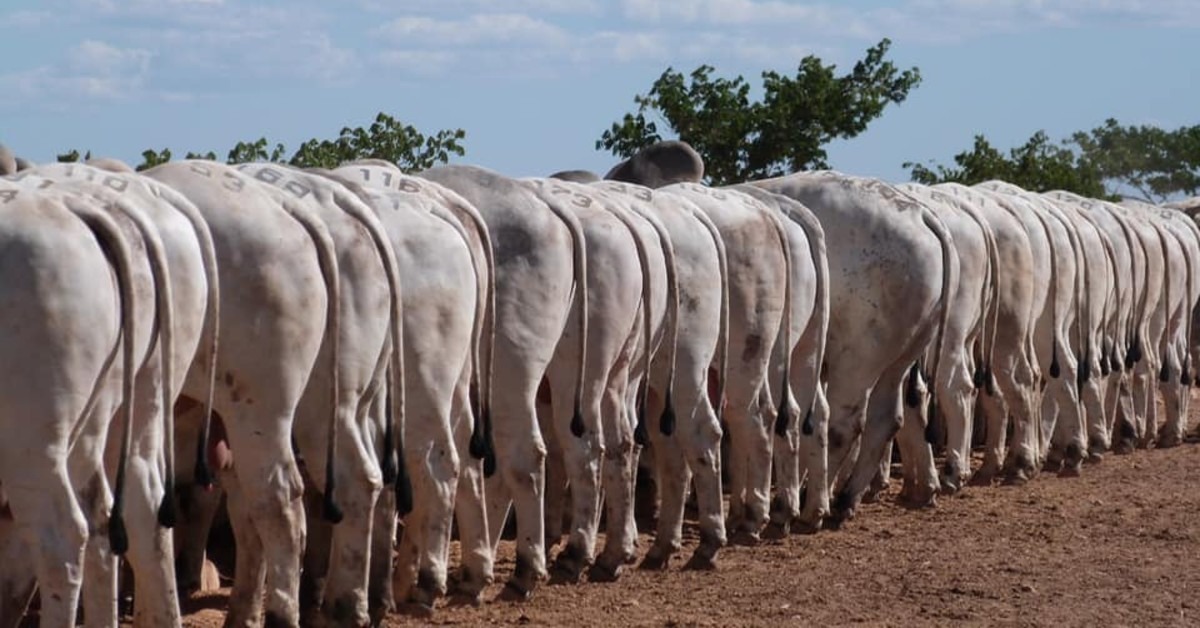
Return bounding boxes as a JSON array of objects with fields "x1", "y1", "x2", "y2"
[{"x1": 154, "y1": 395, "x2": 1200, "y2": 626}]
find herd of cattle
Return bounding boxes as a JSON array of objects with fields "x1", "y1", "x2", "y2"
[{"x1": 0, "y1": 139, "x2": 1197, "y2": 627}]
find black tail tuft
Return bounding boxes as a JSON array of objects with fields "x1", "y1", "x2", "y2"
[
  {"x1": 483, "y1": 449, "x2": 497, "y2": 478},
  {"x1": 157, "y1": 491, "x2": 177, "y2": 529},
  {"x1": 570, "y1": 404, "x2": 586, "y2": 438},
  {"x1": 1049, "y1": 345, "x2": 1061, "y2": 379},
  {"x1": 194, "y1": 424, "x2": 214, "y2": 490},
  {"x1": 1160, "y1": 362, "x2": 1171, "y2": 383},
  {"x1": 109, "y1": 512, "x2": 129, "y2": 556},
  {"x1": 973, "y1": 365, "x2": 986, "y2": 389},
  {"x1": 924, "y1": 397, "x2": 940, "y2": 445},
  {"x1": 801, "y1": 407, "x2": 814, "y2": 436},
  {"x1": 634, "y1": 417, "x2": 649, "y2": 447},
  {"x1": 660, "y1": 390, "x2": 677, "y2": 436},
  {"x1": 468, "y1": 382, "x2": 488, "y2": 460},
  {"x1": 1131, "y1": 340, "x2": 1143, "y2": 364},
  {"x1": 1182, "y1": 362, "x2": 1192, "y2": 387},
  {"x1": 984, "y1": 366, "x2": 997, "y2": 397},
  {"x1": 381, "y1": 418, "x2": 398, "y2": 486},
  {"x1": 395, "y1": 466, "x2": 414, "y2": 517},
  {"x1": 323, "y1": 488, "x2": 345, "y2": 525}
]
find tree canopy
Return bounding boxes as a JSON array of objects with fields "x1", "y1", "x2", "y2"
[
  {"x1": 907, "y1": 119, "x2": 1200, "y2": 202},
  {"x1": 905, "y1": 131, "x2": 1110, "y2": 199},
  {"x1": 597, "y1": 38, "x2": 921, "y2": 185},
  {"x1": 57, "y1": 112, "x2": 466, "y2": 173}
]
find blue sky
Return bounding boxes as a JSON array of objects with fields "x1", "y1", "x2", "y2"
[{"x1": 1, "y1": 0, "x2": 1196, "y2": 184}]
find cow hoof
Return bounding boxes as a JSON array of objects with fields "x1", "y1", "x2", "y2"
[
  {"x1": 1085, "y1": 447, "x2": 1106, "y2": 464},
  {"x1": 900, "y1": 490, "x2": 937, "y2": 510},
  {"x1": 588, "y1": 559, "x2": 623, "y2": 583},
  {"x1": 762, "y1": 520, "x2": 789, "y2": 540},
  {"x1": 969, "y1": 468, "x2": 997, "y2": 487},
  {"x1": 496, "y1": 581, "x2": 534, "y2": 603},
  {"x1": 398, "y1": 599, "x2": 435, "y2": 619},
  {"x1": 1001, "y1": 464, "x2": 1033, "y2": 487},
  {"x1": 939, "y1": 475, "x2": 962, "y2": 496},
  {"x1": 684, "y1": 545, "x2": 719, "y2": 571},
  {"x1": 451, "y1": 567, "x2": 491, "y2": 603},
  {"x1": 1157, "y1": 432, "x2": 1184, "y2": 449},
  {"x1": 550, "y1": 546, "x2": 589, "y2": 584},
  {"x1": 1057, "y1": 463, "x2": 1082, "y2": 478},
  {"x1": 639, "y1": 545, "x2": 675, "y2": 571},
  {"x1": 790, "y1": 516, "x2": 823, "y2": 535}
]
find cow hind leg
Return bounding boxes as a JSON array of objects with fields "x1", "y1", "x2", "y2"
[
  {"x1": 830, "y1": 359, "x2": 911, "y2": 526},
  {"x1": 403, "y1": 414, "x2": 459, "y2": 612},
  {"x1": 489, "y1": 395, "x2": 548, "y2": 601},
  {"x1": 642, "y1": 393, "x2": 691, "y2": 571},
  {"x1": 593, "y1": 372, "x2": 638, "y2": 581},
  {"x1": 450, "y1": 377, "x2": 492, "y2": 603},
  {"x1": 4, "y1": 467, "x2": 89, "y2": 628},
  {"x1": 0, "y1": 513, "x2": 38, "y2": 624},
  {"x1": 221, "y1": 470, "x2": 268, "y2": 628}
]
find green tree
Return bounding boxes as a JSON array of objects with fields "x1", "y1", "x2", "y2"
[
  {"x1": 1069, "y1": 118, "x2": 1200, "y2": 202},
  {"x1": 597, "y1": 38, "x2": 922, "y2": 185},
  {"x1": 56, "y1": 149, "x2": 91, "y2": 163},
  {"x1": 904, "y1": 131, "x2": 1110, "y2": 199},
  {"x1": 287, "y1": 113, "x2": 466, "y2": 170},
  {"x1": 74, "y1": 112, "x2": 465, "y2": 173},
  {"x1": 225, "y1": 138, "x2": 286, "y2": 165},
  {"x1": 136, "y1": 147, "x2": 172, "y2": 171}
]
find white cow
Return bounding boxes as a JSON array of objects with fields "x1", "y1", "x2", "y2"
[
  {"x1": 0, "y1": 188, "x2": 140, "y2": 626},
  {"x1": 146, "y1": 161, "x2": 342, "y2": 627},
  {"x1": 521, "y1": 179, "x2": 649, "y2": 582},
  {"x1": 1104, "y1": 201, "x2": 1168, "y2": 449},
  {"x1": 973, "y1": 183, "x2": 1084, "y2": 478},
  {"x1": 330, "y1": 161, "x2": 493, "y2": 613},
  {"x1": 660, "y1": 183, "x2": 793, "y2": 542},
  {"x1": 729, "y1": 184, "x2": 831, "y2": 531},
  {"x1": 232, "y1": 163, "x2": 405, "y2": 627},
  {"x1": 934, "y1": 183, "x2": 1042, "y2": 485},
  {"x1": 752, "y1": 172, "x2": 956, "y2": 524},
  {"x1": 592, "y1": 181, "x2": 730, "y2": 569},
  {"x1": 9, "y1": 161, "x2": 219, "y2": 626},
  {"x1": 1121, "y1": 200, "x2": 1197, "y2": 446},
  {"x1": 897, "y1": 183, "x2": 998, "y2": 496},
  {"x1": 418, "y1": 165, "x2": 588, "y2": 600},
  {"x1": 1034, "y1": 191, "x2": 1116, "y2": 469}
]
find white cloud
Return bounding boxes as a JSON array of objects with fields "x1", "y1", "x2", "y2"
[
  {"x1": 0, "y1": 40, "x2": 163, "y2": 106},
  {"x1": 374, "y1": 13, "x2": 570, "y2": 46},
  {"x1": 359, "y1": 0, "x2": 601, "y2": 15}
]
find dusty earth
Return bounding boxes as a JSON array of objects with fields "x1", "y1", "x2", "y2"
[{"x1": 115, "y1": 395, "x2": 1200, "y2": 626}]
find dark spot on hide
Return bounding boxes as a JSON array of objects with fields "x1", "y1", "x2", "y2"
[
  {"x1": 493, "y1": 225, "x2": 535, "y2": 265},
  {"x1": 741, "y1": 334, "x2": 764, "y2": 363}
]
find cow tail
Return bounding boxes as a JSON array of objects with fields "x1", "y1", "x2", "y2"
[
  {"x1": 691, "y1": 208, "x2": 729, "y2": 422},
  {"x1": 921, "y1": 208, "x2": 959, "y2": 418},
  {"x1": 105, "y1": 199, "x2": 178, "y2": 529},
  {"x1": 68, "y1": 201, "x2": 138, "y2": 555},
  {"x1": 330, "y1": 187, "x2": 411, "y2": 514},
  {"x1": 157, "y1": 184, "x2": 221, "y2": 491},
  {"x1": 280, "y1": 201, "x2": 345, "y2": 524}
]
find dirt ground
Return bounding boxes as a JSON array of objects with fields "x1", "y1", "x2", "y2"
[{"x1": 171, "y1": 395, "x2": 1200, "y2": 626}]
